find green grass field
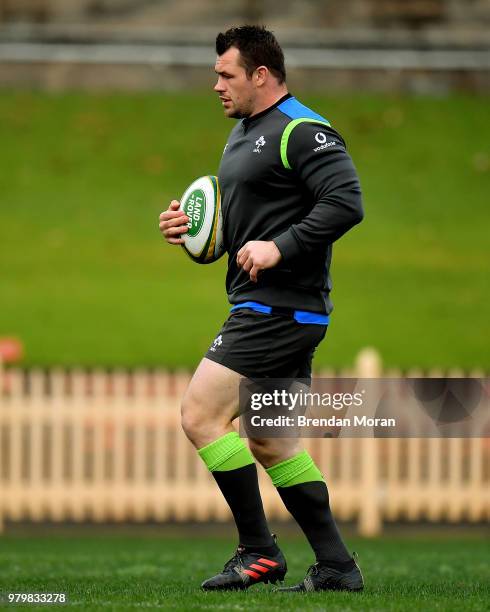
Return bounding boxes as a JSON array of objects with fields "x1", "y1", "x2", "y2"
[
  {"x1": 0, "y1": 533, "x2": 488, "y2": 610},
  {"x1": 0, "y1": 91, "x2": 489, "y2": 369}
]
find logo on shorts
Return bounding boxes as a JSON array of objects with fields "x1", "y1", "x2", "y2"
[{"x1": 209, "y1": 334, "x2": 223, "y2": 352}]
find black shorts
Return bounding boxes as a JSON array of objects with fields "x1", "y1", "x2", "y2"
[{"x1": 205, "y1": 309, "x2": 327, "y2": 380}]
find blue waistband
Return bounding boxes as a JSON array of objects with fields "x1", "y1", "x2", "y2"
[{"x1": 230, "y1": 301, "x2": 329, "y2": 325}]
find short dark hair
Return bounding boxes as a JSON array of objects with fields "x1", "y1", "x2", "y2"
[{"x1": 216, "y1": 25, "x2": 286, "y2": 84}]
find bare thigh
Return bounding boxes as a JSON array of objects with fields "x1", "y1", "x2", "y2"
[
  {"x1": 181, "y1": 357, "x2": 242, "y2": 448},
  {"x1": 181, "y1": 358, "x2": 305, "y2": 465}
]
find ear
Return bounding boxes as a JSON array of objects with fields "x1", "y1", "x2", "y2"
[{"x1": 254, "y1": 65, "x2": 269, "y2": 87}]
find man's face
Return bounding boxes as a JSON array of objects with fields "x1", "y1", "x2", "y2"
[{"x1": 214, "y1": 47, "x2": 255, "y2": 119}]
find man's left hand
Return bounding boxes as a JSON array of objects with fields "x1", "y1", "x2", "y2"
[{"x1": 236, "y1": 241, "x2": 282, "y2": 283}]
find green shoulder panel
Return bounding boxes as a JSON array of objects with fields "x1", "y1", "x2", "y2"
[{"x1": 280, "y1": 117, "x2": 331, "y2": 170}]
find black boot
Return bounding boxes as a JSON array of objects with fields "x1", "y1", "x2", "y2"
[
  {"x1": 277, "y1": 553, "x2": 363, "y2": 592},
  {"x1": 202, "y1": 538, "x2": 287, "y2": 591}
]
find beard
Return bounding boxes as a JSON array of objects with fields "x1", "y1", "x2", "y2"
[
  {"x1": 228, "y1": 109, "x2": 246, "y2": 119},
  {"x1": 224, "y1": 97, "x2": 253, "y2": 119}
]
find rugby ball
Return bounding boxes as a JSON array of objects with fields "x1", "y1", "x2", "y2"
[{"x1": 179, "y1": 175, "x2": 225, "y2": 264}]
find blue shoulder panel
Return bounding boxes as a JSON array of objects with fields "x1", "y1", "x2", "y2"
[{"x1": 278, "y1": 97, "x2": 328, "y2": 123}]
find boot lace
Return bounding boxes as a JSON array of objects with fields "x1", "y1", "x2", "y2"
[{"x1": 222, "y1": 545, "x2": 246, "y2": 573}]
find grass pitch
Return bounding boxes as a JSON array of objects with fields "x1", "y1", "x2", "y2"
[{"x1": 0, "y1": 532, "x2": 488, "y2": 610}]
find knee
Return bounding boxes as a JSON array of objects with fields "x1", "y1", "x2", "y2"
[
  {"x1": 249, "y1": 438, "x2": 302, "y2": 469},
  {"x1": 181, "y1": 391, "x2": 206, "y2": 445},
  {"x1": 181, "y1": 389, "x2": 229, "y2": 448},
  {"x1": 248, "y1": 438, "x2": 281, "y2": 468}
]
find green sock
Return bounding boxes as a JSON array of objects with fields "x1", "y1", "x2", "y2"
[
  {"x1": 267, "y1": 450, "x2": 351, "y2": 564},
  {"x1": 198, "y1": 431, "x2": 255, "y2": 471},
  {"x1": 266, "y1": 449, "x2": 324, "y2": 487},
  {"x1": 198, "y1": 432, "x2": 275, "y2": 549}
]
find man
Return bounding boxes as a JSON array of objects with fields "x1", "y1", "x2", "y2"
[{"x1": 159, "y1": 25, "x2": 364, "y2": 593}]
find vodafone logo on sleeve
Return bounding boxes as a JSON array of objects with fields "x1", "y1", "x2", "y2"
[{"x1": 313, "y1": 132, "x2": 337, "y2": 152}]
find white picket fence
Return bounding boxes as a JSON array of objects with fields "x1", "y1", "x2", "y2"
[{"x1": 0, "y1": 350, "x2": 488, "y2": 535}]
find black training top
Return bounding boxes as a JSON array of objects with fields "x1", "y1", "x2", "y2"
[{"x1": 218, "y1": 94, "x2": 363, "y2": 314}]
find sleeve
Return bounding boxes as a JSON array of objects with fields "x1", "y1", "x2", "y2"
[{"x1": 272, "y1": 121, "x2": 364, "y2": 265}]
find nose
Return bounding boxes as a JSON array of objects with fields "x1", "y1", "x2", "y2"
[{"x1": 214, "y1": 76, "x2": 225, "y2": 92}]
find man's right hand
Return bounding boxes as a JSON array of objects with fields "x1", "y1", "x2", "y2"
[{"x1": 159, "y1": 200, "x2": 189, "y2": 245}]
